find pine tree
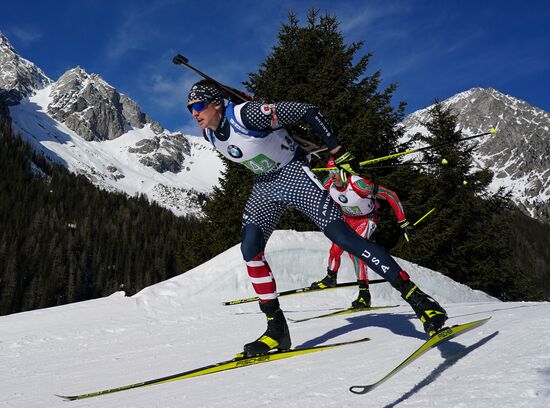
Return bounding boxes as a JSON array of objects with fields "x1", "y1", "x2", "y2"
[
  {"x1": 391, "y1": 102, "x2": 541, "y2": 300},
  {"x1": 245, "y1": 10, "x2": 405, "y2": 161},
  {"x1": 203, "y1": 9, "x2": 406, "y2": 248}
]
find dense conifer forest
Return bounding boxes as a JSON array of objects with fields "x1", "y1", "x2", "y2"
[{"x1": 0, "y1": 101, "x2": 211, "y2": 315}]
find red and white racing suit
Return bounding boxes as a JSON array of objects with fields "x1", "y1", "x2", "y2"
[{"x1": 325, "y1": 175, "x2": 407, "y2": 281}]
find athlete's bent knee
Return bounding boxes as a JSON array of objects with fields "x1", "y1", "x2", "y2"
[{"x1": 240, "y1": 224, "x2": 265, "y2": 261}]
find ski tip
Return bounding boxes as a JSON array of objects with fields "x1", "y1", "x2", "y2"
[
  {"x1": 471, "y1": 316, "x2": 491, "y2": 323},
  {"x1": 454, "y1": 316, "x2": 492, "y2": 327},
  {"x1": 490, "y1": 127, "x2": 497, "y2": 135},
  {"x1": 55, "y1": 394, "x2": 77, "y2": 401},
  {"x1": 350, "y1": 337, "x2": 371, "y2": 345}
]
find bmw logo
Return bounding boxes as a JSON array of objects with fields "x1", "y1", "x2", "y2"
[
  {"x1": 227, "y1": 145, "x2": 243, "y2": 158},
  {"x1": 338, "y1": 195, "x2": 348, "y2": 203}
]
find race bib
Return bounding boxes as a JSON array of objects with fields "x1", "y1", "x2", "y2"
[{"x1": 243, "y1": 154, "x2": 278, "y2": 174}]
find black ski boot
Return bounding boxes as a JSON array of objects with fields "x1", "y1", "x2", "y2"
[
  {"x1": 394, "y1": 272, "x2": 447, "y2": 336},
  {"x1": 351, "y1": 281, "x2": 371, "y2": 309},
  {"x1": 310, "y1": 268, "x2": 337, "y2": 289},
  {"x1": 241, "y1": 299, "x2": 291, "y2": 357}
]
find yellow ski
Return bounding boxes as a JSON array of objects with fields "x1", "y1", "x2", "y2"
[
  {"x1": 223, "y1": 280, "x2": 386, "y2": 306},
  {"x1": 289, "y1": 305, "x2": 400, "y2": 323},
  {"x1": 349, "y1": 317, "x2": 491, "y2": 394},
  {"x1": 57, "y1": 337, "x2": 370, "y2": 401}
]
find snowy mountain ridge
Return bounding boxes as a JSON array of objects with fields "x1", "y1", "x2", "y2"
[
  {"x1": 0, "y1": 32, "x2": 51, "y2": 104},
  {"x1": 2, "y1": 30, "x2": 548, "y2": 222},
  {"x1": 401, "y1": 87, "x2": 550, "y2": 223},
  {"x1": 0, "y1": 32, "x2": 223, "y2": 216}
]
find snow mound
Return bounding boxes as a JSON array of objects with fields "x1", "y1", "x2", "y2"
[{"x1": 135, "y1": 230, "x2": 497, "y2": 311}]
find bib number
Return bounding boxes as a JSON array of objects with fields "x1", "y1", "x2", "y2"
[
  {"x1": 243, "y1": 154, "x2": 278, "y2": 174},
  {"x1": 342, "y1": 206, "x2": 364, "y2": 216}
]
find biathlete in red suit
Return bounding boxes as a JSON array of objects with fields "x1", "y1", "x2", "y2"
[{"x1": 311, "y1": 157, "x2": 411, "y2": 308}]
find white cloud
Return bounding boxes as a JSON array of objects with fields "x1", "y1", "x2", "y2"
[
  {"x1": 7, "y1": 26, "x2": 42, "y2": 46},
  {"x1": 104, "y1": 0, "x2": 179, "y2": 61},
  {"x1": 337, "y1": 3, "x2": 410, "y2": 37},
  {"x1": 148, "y1": 72, "x2": 195, "y2": 110}
]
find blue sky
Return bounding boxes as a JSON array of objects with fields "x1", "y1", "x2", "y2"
[{"x1": 2, "y1": 0, "x2": 549, "y2": 136}]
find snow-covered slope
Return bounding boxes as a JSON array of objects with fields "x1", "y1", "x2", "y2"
[{"x1": 1, "y1": 230, "x2": 548, "y2": 408}]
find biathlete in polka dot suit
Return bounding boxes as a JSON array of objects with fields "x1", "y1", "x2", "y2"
[{"x1": 186, "y1": 79, "x2": 448, "y2": 356}]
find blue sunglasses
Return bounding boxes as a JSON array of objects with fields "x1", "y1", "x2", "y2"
[{"x1": 187, "y1": 100, "x2": 209, "y2": 114}]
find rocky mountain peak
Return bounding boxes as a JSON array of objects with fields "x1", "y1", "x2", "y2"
[
  {"x1": 0, "y1": 32, "x2": 51, "y2": 104},
  {"x1": 1, "y1": 32, "x2": 15, "y2": 51},
  {"x1": 48, "y1": 66, "x2": 163, "y2": 141},
  {"x1": 402, "y1": 87, "x2": 550, "y2": 224}
]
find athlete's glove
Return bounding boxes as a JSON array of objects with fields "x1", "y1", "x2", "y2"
[
  {"x1": 333, "y1": 150, "x2": 361, "y2": 179},
  {"x1": 398, "y1": 220, "x2": 415, "y2": 242}
]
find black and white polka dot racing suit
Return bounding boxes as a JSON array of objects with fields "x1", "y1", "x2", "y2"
[{"x1": 204, "y1": 100, "x2": 405, "y2": 288}]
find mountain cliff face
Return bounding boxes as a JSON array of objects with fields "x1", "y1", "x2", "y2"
[
  {"x1": 0, "y1": 33, "x2": 223, "y2": 217},
  {"x1": 401, "y1": 87, "x2": 550, "y2": 224},
  {"x1": 48, "y1": 67, "x2": 163, "y2": 141},
  {"x1": 45, "y1": 66, "x2": 192, "y2": 174},
  {"x1": 0, "y1": 33, "x2": 51, "y2": 104}
]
